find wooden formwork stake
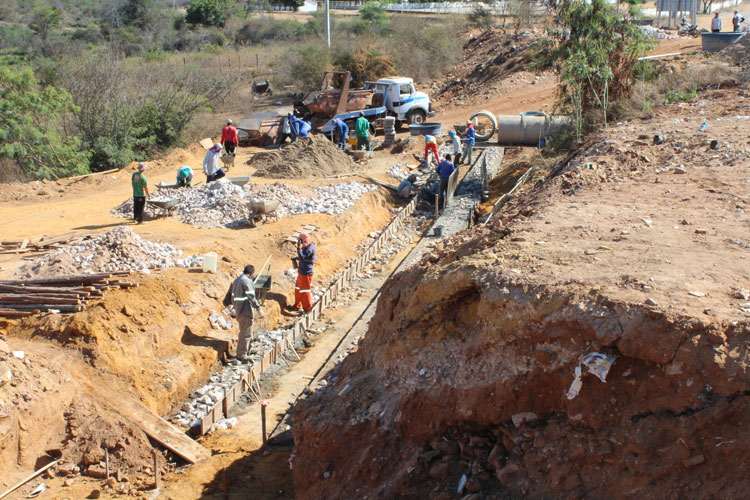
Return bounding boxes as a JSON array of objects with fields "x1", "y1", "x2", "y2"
[
  {"x1": 260, "y1": 401, "x2": 268, "y2": 445},
  {"x1": 289, "y1": 343, "x2": 302, "y2": 361},
  {"x1": 435, "y1": 193, "x2": 439, "y2": 218},
  {"x1": 152, "y1": 450, "x2": 160, "y2": 490},
  {"x1": 105, "y1": 448, "x2": 110, "y2": 480}
]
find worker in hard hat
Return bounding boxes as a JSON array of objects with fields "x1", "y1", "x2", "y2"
[{"x1": 424, "y1": 135, "x2": 439, "y2": 167}]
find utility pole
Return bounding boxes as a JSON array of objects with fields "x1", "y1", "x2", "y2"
[{"x1": 325, "y1": 0, "x2": 331, "y2": 48}]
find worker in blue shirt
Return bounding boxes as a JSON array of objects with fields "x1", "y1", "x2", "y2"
[
  {"x1": 333, "y1": 118, "x2": 349, "y2": 149},
  {"x1": 436, "y1": 154, "x2": 456, "y2": 209},
  {"x1": 461, "y1": 121, "x2": 475, "y2": 166}
]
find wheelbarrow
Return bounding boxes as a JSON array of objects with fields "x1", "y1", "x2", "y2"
[
  {"x1": 155, "y1": 181, "x2": 180, "y2": 190},
  {"x1": 146, "y1": 197, "x2": 180, "y2": 217},
  {"x1": 246, "y1": 199, "x2": 280, "y2": 228},
  {"x1": 221, "y1": 153, "x2": 235, "y2": 171},
  {"x1": 228, "y1": 176, "x2": 251, "y2": 187},
  {"x1": 253, "y1": 255, "x2": 272, "y2": 305},
  {"x1": 252, "y1": 80, "x2": 273, "y2": 96}
]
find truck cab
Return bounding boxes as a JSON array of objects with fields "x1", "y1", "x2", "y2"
[{"x1": 365, "y1": 77, "x2": 433, "y2": 127}]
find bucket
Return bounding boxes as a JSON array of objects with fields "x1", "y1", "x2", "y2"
[
  {"x1": 203, "y1": 252, "x2": 218, "y2": 273},
  {"x1": 433, "y1": 226, "x2": 443, "y2": 237},
  {"x1": 291, "y1": 256, "x2": 299, "y2": 269}
]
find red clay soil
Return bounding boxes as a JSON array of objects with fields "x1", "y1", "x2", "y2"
[{"x1": 291, "y1": 87, "x2": 750, "y2": 499}]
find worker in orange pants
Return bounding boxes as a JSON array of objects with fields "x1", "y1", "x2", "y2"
[
  {"x1": 424, "y1": 135, "x2": 439, "y2": 167},
  {"x1": 293, "y1": 233, "x2": 316, "y2": 314}
]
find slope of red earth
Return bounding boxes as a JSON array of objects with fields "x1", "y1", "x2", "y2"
[{"x1": 292, "y1": 87, "x2": 750, "y2": 499}]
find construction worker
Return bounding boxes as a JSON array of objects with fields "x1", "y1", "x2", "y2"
[
  {"x1": 733, "y1": 10, "x2": 744, "y2": 32},
  {"x1": 221, "y1": 119, "x2": 238, "y2": 155},
  {"x1": 203, "y1": 143, "x2": 225, "y2": 183},
  {"x1": 293, "y1": 233, "x2": 316, "y2": 314},
  {"x1": 397, "y1": 174, "x2": 418, "y2": 198},
  {"x1": 436, "y1": 154, "x2": 455, "y2": 208},
  {"x1": 355, "y1": 112, "x2": 371, "y2": 151},
  {"x1": 461, "y1": 120, "x2": 475, "y2": 166},
  {"x1": 131, "y1": 162, "x2": 150, "y2": 224},
  {"x1": 278, "y1": 114, "x2": 293, "y2": 145},
  {"x1": 229, "y1": 265, "x2": 263, "y2": 362},
  {"x1": 449, "y1": 130, "x2": 463, "y2": 165},
  {"x1": 424, "y1": 135, "x2": 439, "y2": 166},
  {"x1": 176, "y1": 166, "x2": 193, "y2": 188},
  {"x1": 333, "y1": 118, "x2": 349, "y2": 149},
  {"x1": 711, "y1": 12, "x2": 722, "y2": 32}
]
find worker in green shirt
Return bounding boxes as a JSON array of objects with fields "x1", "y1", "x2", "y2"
[
  {"x1": 355, "y1": 112, "x2": 371, "y2": 151},
  {"x1": 131, "y1": 162, "x2": 150, "y2": 224}
]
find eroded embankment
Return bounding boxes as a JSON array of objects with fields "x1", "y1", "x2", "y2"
[{"x1": 292, "y1": 91, "x2": 750, "y2": 499}]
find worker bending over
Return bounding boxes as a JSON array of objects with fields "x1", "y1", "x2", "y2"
[
  {"x1": 398, "y1": 174, "x2": 418, "y2": 198},
  {"x1": 293, "y1": 233, "x2": 317, "y2": 314},
  {"x1": 333, "y1": 118, "x2": 349, "y2": 149},
  {"x1": 177, "y1": 166, "x2": 193, "y2": 187},
  {"x1": 424, "y1": 135, "x2": 439, "y2": 166},
  {"x1": 203, "y1": 143, "x2": 226, "y2": 183}
]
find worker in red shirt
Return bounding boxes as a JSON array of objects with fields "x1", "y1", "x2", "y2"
[{"x1": 221, "y1": 119, "x2": 238, "y2": 170}]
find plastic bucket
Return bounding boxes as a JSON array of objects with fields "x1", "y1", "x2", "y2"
[
  {"x1": 203, "y1": 252, "x2": 218, "y2": 273},
  {"x1": 433, "y1": 226, "x2": 443, "y2": 237}
]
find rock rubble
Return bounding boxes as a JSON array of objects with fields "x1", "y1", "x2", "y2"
[
  {"x1": 16, "y1": 226, "x2": 200, "y2": 278},
  {"x1": 111, "y1": 178, "x2": 377, "y2": 228}
]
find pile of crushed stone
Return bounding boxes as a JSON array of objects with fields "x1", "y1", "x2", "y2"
[
  {"x1": 16, "y1": 226, "x2": 200, "y2": 277},
  {"x1": 247, "y1": 136, "x2": 357, "y2": 178},
  {"x1": 112, "y1": 178, "x2": 377, "y2": 228}
]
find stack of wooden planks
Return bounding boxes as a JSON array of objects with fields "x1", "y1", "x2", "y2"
[
  {"x1": 0, "y1": 273, "x2": 137, "y2": 317},
  {"x1": 0, "y1": 231, "x2": 93, "y2": 256}
]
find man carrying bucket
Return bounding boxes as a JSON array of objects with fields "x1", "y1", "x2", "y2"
[{"x1": 292, "y1": 233, "x2": 316, "y2": 315}]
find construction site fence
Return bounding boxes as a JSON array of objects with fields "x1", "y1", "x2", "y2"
[
  {"x1": 197, "y1": 193, "x2": 421, "y2": 435},
  {"x1": 323, "y1": 0, "x2": 548, "y2": 13}
]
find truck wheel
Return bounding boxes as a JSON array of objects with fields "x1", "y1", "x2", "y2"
[
  {"x1": 469, "y1": 110, "x2": 497, "y2": 142},
  {"x1": 408, "y1": 109, "x2": 427, "y2": 125}
]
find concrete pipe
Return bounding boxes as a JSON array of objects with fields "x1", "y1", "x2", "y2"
[{"x1": 496, "y1": 111, "x2": 569, "y2": 146}]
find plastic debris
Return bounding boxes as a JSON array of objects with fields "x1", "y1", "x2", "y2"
[
  {"x1": 566, "y1": 352, "x2": 616, "y2": 400},
  {"x1": 457, "y1": 474, "x2": 467, "y2": 494}
]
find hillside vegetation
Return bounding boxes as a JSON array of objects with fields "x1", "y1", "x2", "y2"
[{"x1": 0, "y1": 0, "x2": 464, "y2": 180}]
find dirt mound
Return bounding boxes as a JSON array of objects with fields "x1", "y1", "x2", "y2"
[
  {"x1": 718, "y1": 33, "x2": 750, "y2": 68},
  {"x1": 435, "y1": 28, "x2": 546, "y2": 105},
  {"x1": 291, "y1": 89, "x2": 750, "y2": 499},
  {"x1": 247, "y1": 136, "x2": 356, "y2": 178}
]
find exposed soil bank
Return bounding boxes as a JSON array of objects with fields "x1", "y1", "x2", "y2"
[{"x1": 291, "y1": 88, "x2": 750, "y2": 499}]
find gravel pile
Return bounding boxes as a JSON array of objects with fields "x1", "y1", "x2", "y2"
[
  {"x1": 387, "y1": 164, "x2": 409, "y2": 180},
  {"x1": 248, "y1": 136, "x2": 357, "y2": 178},
  {"x1": 112, "y1": 178, "x2": 378, "y2": 228},
  {"x1": 16, "y1": 226, "x2": 200, "y2": 278},
  {"x1": 639, "y1": 25, "x2": 682, "y2": 40}
]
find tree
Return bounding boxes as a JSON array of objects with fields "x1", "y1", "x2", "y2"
[
  {"x1": 0, "y1": 67, "x2": 90, "y2": 179},
  {"x1": 359, "y1": 1, "x2": 388, "y2": 27},
  {"x1": 29, "y1": 5, "x2": 61, "y2": 43},
  {"x1": 538, "y1": 0, "x2": 651, "y2": 140},
  {"x1": 186, "y1": 0, "x2": 231, "y2": 27}
]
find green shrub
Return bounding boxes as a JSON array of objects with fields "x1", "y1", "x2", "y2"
[
  {"x1": 186, "y1": 0, "x2": 231, "y2": 27},
  {"x1": 285, "y1": 43, "x2": 329, "y2": 91},
  {"x1": 665, "y1": 87, "x2": 697, "y2": 103},
  {"x1": 0, "y1": 67, "x2": 90, "y2": 179}
]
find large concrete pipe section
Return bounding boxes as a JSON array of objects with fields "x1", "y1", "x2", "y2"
[{"x1": 496, "y1": 111, "x2": 569, "y2": 146}]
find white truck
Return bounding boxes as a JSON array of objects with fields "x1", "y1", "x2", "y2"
[{"x1": 365, "y1": 76, "x2": 434, "y2": 128}]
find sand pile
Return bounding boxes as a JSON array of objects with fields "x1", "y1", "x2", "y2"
[
  {"x1": 248, "y1": 136, "x2": 357, "y2": 178},
  {"x1": 16, "y1": 226, "x2": 200, "y2": 277},
  {"x1": 719, "y1": 33, "x2": 750, "y2": 68}
]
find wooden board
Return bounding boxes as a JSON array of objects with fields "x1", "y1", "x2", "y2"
[
  {"x1": 199, "y1": 138, "x2": 214, "y2": 150},
  {"x1": 98, "y1": 395, "x2": 210, "y2": 464}
]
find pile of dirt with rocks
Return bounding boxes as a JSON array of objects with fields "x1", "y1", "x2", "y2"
[
  {"x1": 16, "y1": 226, "x2": 199, "y2": 277},
  {"x1": 291, "y1": 89, "x2": 750, "y2": 499},
  {"x1": 718, "y1": 33, "x2": 750, "y2": 69},
  {"x1": 248, "y1": 136, "x2": 357, "y2": 178}
]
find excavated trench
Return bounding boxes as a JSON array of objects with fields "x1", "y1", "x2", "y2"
[{"x1": 290, "y1": 140, "x2": 750, "y2": 499}]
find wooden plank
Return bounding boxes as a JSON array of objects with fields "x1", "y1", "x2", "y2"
[
  {"x1": 99, "y1": 396, "x2": 210, "y2": 464},
  {"x1": 199, "y1": 138, "x2": 214, "y2": 150},
  {"x1": 19, "y1": 239, "x2": 29, "y2": 250}
]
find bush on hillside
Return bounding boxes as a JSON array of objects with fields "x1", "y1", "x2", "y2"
[
  {"x1": 0, "y1": 67, "x2": 90, "y2": 179},
  {"x1": 186, "y1": 0, "x2": 231, "y2": 27}
]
